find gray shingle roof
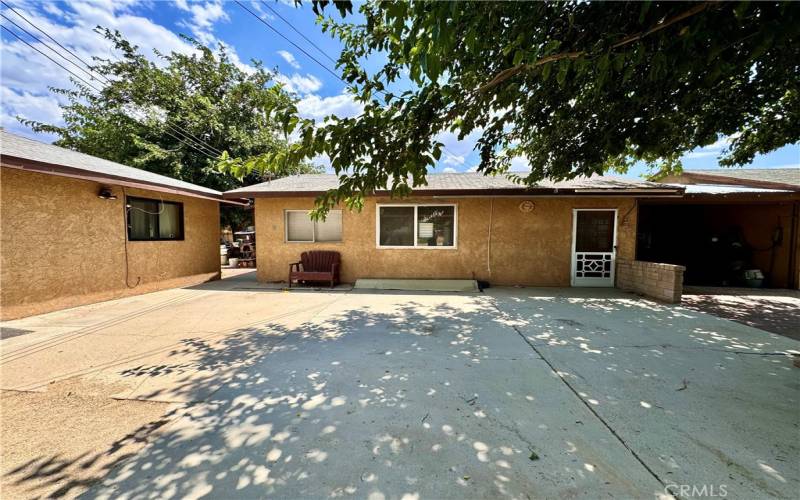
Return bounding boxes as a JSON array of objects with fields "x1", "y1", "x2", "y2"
[
  {"x1": 224, "y1": 172, "x2": 680, "y2": 197},
  {"x1": 1, "y1": 130, "x2": 223, "y2": 198},
  {"x1": 679, "y1": 168, "x2": 799, "y2": 189}
]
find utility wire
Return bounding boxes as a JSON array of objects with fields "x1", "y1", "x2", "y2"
[
  {"x1": 0, "y1": 24, "x2": 103, "y2": 93},
  {"x1": 1, "y1": 0, "x2": 106, "y2": 81},
  {"x1": 4, "y1": 1, "x2": 460, "y2": 166},
  {"x1": 0, "y1": 13, "x2": 108, "y2": 86},
  {"x1": 235, "y1": 0, "x2": 361, "y2": 89},
  {"x1": 259, "y1": 0, "x2": 337, "y2": 64},
  {"x1": 1, "y1": 24, "x2": 218, "y2": 159},
  {"x1": 1, "y1": 2, "x2": 223, "y2": 158},
  {"x1": 237, "y1": 1, "x2": 464, "y2": 163}
]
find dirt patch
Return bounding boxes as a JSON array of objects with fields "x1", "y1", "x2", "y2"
[{"x1": 1, "y1": 378, "x2": 174, "y2": 499}]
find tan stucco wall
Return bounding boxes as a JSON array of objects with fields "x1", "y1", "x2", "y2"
[
  {"x1": 255, "y1": 196, "x2": 638, "y2": 286},
  {"x1": 0, "y1": 167, "x2": 220, "y2": 320}
]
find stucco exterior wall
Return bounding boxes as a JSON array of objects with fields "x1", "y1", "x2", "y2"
[
  {"x1": 0, "y1": 167, "x2": 220, "y2": 320},
  {"x1": 255, "y1": 195, "x2": 638, "y2": 286}
]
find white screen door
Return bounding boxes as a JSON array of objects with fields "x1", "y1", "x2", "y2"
[{"x1": 571, "y1": 209, "x2": 617, "y2": 287}]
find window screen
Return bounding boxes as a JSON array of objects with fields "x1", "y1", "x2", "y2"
[
  {"x1": 575, "y1": 211, "x2": 615, "y2": 252},
  {"x1": 286, "y1": 210, "x2": 342, "y2": 242},
  {"x1": 127, "y1": 197, "x2": 184, "y2": 241}
]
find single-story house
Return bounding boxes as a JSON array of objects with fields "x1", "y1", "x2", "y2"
[
  {"x1": 644, "y1": 168, "x2": 800, "y2": 289},
  {"x1": 0, "y1": 130, "x2": 235, "y2": 320},
  {"x1": 223, "y1": 173, "x2": 686, "y2": 289}
]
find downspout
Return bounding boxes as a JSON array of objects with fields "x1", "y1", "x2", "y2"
[{"x1": 486, "y1": 198, "x2": 494, "y2": 279}]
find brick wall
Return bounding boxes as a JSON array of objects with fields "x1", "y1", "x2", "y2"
[{"x1": 616, "y1": 259, "x2": 685, "y2": 303}]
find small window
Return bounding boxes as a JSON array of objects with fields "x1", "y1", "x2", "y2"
[
  {"x1": 127, "y1": 197, "x2": 184, "y2": 241},
  {"x1": 285, "y1": 210, "x2": 342, "y2": 243},
  {"x1": 377, "y1": 205, "x2": 456, "y2": 248}
]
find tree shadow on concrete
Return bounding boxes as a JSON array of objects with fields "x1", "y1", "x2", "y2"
[
  {"x1": 2, "y1": 408, "x2": 175, "y2": 499},
  {"x1": 681, "y1": 288, "x2": 800, "y2": 340},
  {"x1": 4, "y1": 287, "x2": 798, "y2": 499}
]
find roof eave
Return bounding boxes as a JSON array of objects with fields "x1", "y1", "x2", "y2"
[
  {"x1": 1, "y1": 154, "x2": 240, "y2": 203},
  {"x1": 223, "y1": 187, "x2": 684, "y2": 198},
  {"x1": 680, "y1": 172, "x2": 799, "y2": 191}
]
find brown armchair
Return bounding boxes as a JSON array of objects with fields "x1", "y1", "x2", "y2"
[{"x1": 289, "y1": 251, "x2": 341, "y2": 288}]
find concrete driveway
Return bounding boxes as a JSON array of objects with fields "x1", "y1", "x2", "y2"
[{"x1": 1, "y1": 277, "x2": 798, "y2": 499}]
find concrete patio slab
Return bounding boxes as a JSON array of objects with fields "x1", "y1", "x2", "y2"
[
  {"x1": 2, "y1": 282, "x2": 798, "y2": 499},
  {"x1": 87, "y1": 292, "x2": 664, "y2": 500},
  {"x1": 488, "y1": 287, "x2": 800, "y2": 499},
  {"x1": 1, "y1": 286, "x2": 344, "y2": 402}
]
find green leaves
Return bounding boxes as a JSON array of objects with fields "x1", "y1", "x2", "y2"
[
  {"x1": 238, "y1": 1, "x2": 799, "y2": 216},
  {"x1": 24, "y1": 29, "x2": 320, "y2": 192}
]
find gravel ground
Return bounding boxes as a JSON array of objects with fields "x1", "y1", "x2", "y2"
[{"x1": 1, "y1": 378, "x2": 173, "y2": 499}]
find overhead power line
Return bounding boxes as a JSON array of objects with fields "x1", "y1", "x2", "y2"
[
  {"x1": 0, "y1": 5, "x2": 223, "y2": 158},
  {"x1": 237, "y1": 1, "x2": 465, "y2": 163},
  {"x1": 0, "y1": 23, "x2": 218, "y2": 159},
  {"x1": 258, "y1": 0, "x2": 337, "y2": 64},
  {"x1": 234, "y1": 0, "x2": 360, "y2": 89},
  {"x1": 0, "y1": 24, "x2": 103, "y2": 93},
  {"x1": 0, "y1": 13, "x2": 108, "y2": 86},
  {"x1": 0, "y1": 0, "x2": 106, "y2": 81}
]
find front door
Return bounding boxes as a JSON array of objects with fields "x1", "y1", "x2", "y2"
[{"x1": 571, "y1": 209, "x2": 617, "y2": 287}]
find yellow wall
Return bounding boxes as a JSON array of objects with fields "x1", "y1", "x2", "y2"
[
  {"x1": 255, "y1": 196, "x2": 638, "y2": 286},
  {"x1": 0, "y1": 167, "x2": 220, "y2": 320}
]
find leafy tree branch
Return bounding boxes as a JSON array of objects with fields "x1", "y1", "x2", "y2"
[{"x1": 225, "y1": 1, "x2": 799, "y2": 217}]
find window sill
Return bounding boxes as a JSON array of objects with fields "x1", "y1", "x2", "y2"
[
  {"x1": 285, "y1": 241, "x2": 344, "y2": 244},
  {"x1": 127, "y1": 239, "x2": 185, "y2": 242},
  {"x1": 376, "y1": 246, "x2": 458, "y2": 250}
]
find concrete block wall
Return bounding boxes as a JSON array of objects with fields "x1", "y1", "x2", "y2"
[{"x1": 616, "y1": 259, "x2": 685, "y2": 303}]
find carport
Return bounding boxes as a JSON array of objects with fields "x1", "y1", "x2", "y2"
[{"x1": 637, "y1": 189, "x2": 799, "y2": 289}]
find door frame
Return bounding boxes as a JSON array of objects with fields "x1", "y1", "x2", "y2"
[{"x1": 570, "y1": 208, "x2": 618, "y2": 287}]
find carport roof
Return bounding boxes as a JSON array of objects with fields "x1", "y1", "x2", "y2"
[
  {"x1": 224, "y1": 173, "x2": 683, "y2": 198},
  {"x1": 671, "y1": 168, "x2": 799, "y2": 191},
  {"x1": 0, "y1": 130, "x2": 238, "y2": 202}
]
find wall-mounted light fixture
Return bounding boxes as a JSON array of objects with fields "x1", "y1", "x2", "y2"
[{"x1": 98, "y1": 186, "x2": 117, "y2": 200}]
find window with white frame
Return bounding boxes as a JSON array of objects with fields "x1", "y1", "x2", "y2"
[
  {"x1": 377, "y1": 204, "x2": 456, "y2": 248},
  {"x1": 285, "y1": 210, "x2": 342, "y2": 242}
]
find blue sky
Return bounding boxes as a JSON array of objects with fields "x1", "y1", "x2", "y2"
[{"x1": 2, "y1": 0, "x2": 797, "y2": 179}]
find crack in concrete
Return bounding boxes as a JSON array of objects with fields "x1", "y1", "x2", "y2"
[{"x1": 489, "y1": 300, "x2": 671, "y2": 493}]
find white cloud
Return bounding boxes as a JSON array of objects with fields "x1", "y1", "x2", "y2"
[
  {"x1": 0, "y1": 1, "x2": 246, "y2": 140},
  {"x1": 276, "y1": 73, "x2": 323, "y2": 94},
  {"x1": 443, "y1": 153, "x2": 465, "y2": 166},
  {"x1": 174, "y1": 0, "x2": 229, "y2": 45},
  {"x1": 435, "y1": 128, "x2": 483, "y2": 168},
  {"x1": 0, "y1": 87, "x2": 63, "y2": 140},
  {"x1": 509, "y1": 156, "x2": 531, "y2": 172},
  {"x1": 683, "y1": 150, "x2": 721, "y2": 159},
  {"x1": 682, "y1": 134, "x2": 740, "y2": 161},
  {"x1": 442, "y1": 167, "x2": 457, "y2": 173},
  {"x1": 277, "y1": 50, "x2": 300, "y2": 69},
  {"x1": 296, "y1": 91, "x2": 363, "y2": 120}
]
